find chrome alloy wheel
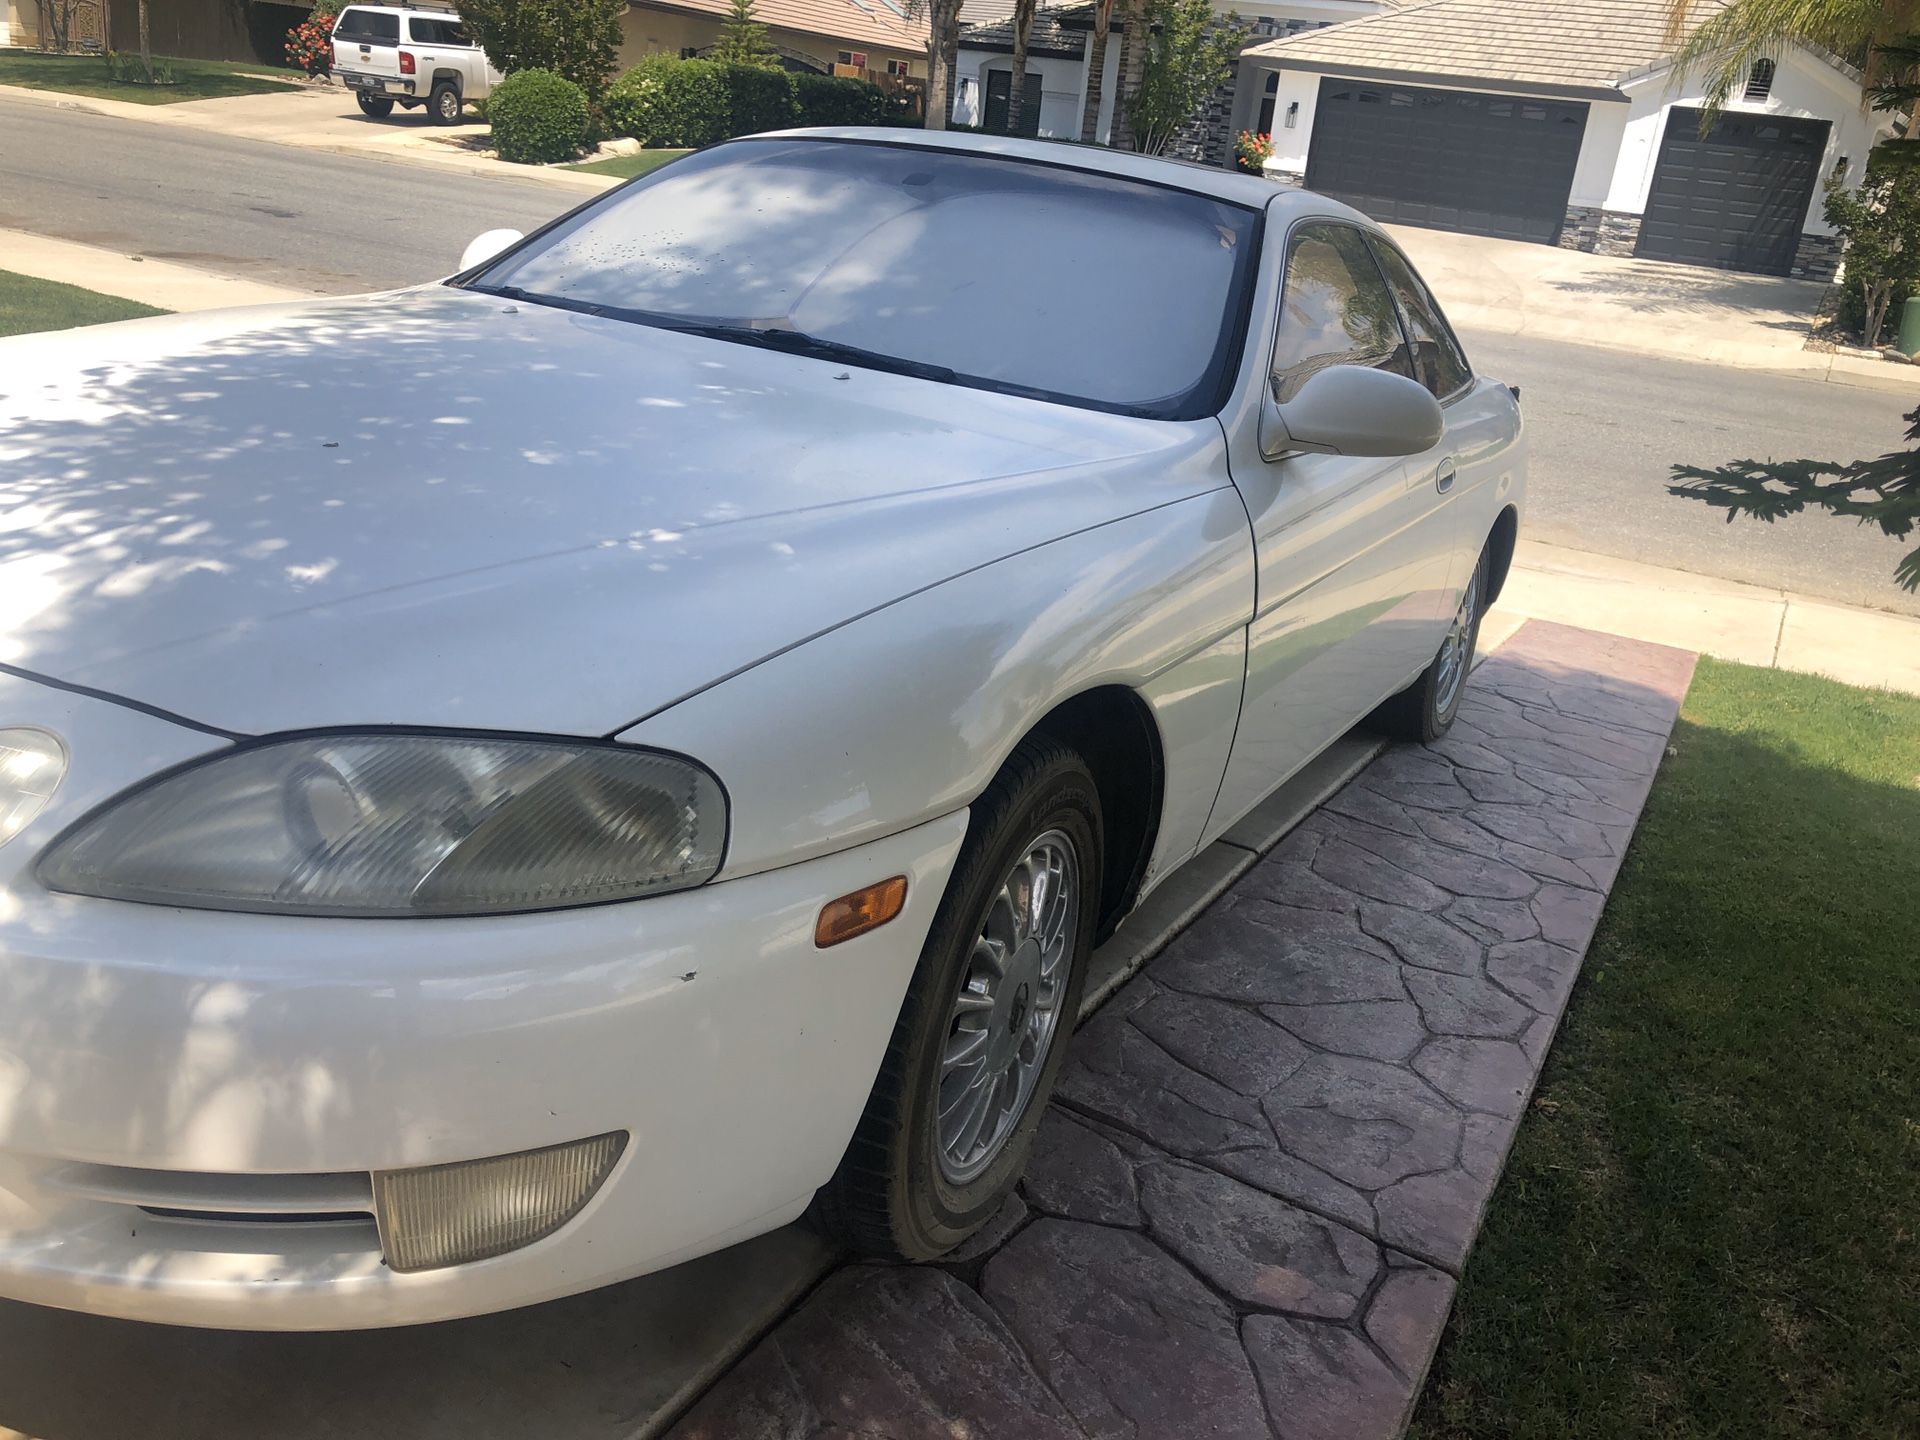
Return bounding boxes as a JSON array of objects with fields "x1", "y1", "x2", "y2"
[
  {"x1": 1434, "y1": 562, "x2": 1480, "y2": 717},
  {"x1": 936, "y1": 829, "x2": 1080, "y2": 1184}
]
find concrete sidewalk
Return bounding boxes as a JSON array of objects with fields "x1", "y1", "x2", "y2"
[
  {"x1": 1, "y1": 227, "x2": 314, "y2": 307},
  {"x1": 1496, "y1": 538, "x2": 1920, "y2": 696}
]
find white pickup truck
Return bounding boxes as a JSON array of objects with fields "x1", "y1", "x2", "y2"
[{"x1": 332, "y1": 3, "x2": 502, "y2": 124}]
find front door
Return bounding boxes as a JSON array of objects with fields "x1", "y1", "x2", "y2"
[
  {"x1": 1210, "y1": 221, "x2": 1459, "y2": 827},
  {"x1": 983, "y1": 69, "x2": 1043, "y2": 137}
]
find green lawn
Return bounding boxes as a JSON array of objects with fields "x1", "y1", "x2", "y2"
[
  {"x1": 0, "y1": 48, "x2": 293, "y2": 104},
  {"x1": 565, "y1": 148, "x2": 690, "y2": 180},
  {"x1": 1413, "y1": 658, "x2": 1920, "y2": 1438},
  {"x1": 0, "y1": 270, "x2": 166, "y2": 337}
]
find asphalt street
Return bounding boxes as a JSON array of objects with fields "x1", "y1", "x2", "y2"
[{"x1": 4, "y1": 91, "x2": 1915, "y2": 614}]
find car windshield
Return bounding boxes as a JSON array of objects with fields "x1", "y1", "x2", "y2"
[{"x1": 465, "y1": 139, "x2": 1262, "y2": 419}]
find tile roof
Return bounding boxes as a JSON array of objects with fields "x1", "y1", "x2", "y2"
[
  {"x1": 960, "y1": 3, "x2": 1100, "y2": 56},
  {"x1": 1244, "y1": 0, "x2": 1730, "y2": 97},
  {"x1": 644, "y1": 0, "x2": 928, "y2": 54}
]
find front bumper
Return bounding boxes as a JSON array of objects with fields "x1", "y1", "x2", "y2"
[{"x1": 0, "y1": 673, "x2": 965, "y2": 1328}]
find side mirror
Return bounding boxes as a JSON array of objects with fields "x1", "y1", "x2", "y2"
[
  {"x1": 458, "y1": 228, "x2": 524, "y2": 273},
  {"x1": 1260, "y1": 364, "x2": 1444, "y2": 461}
]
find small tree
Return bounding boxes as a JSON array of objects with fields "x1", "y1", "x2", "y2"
[
  {"x1": 459, "y1": 0, "x2": 625, "y2": 103},
  {"x1": 1078, "y1": 0, "x2": 1116, "y2": 141},
  {"x1": 710, "y1": 0, "x2": 780, "y2": 69},
  {"x1": 918, "y1": 0, "x2": 963, "y2": 129},
  {"x1": 1124, "y1": 0, "x2": 1244, "y2": 154},
  {"x1": 1005, "y1": 0, "x2": 1037, "y2": 135},
  {"x1": 1823, "y1": 145, "x2": 1920, "y2": 348},
  {"x1": 1670, "y1": 406, "x2": 1920, "y2": 591}
]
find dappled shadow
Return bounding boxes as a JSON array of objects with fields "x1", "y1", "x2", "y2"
[{"x1": 1543, "y1": 259, "x2": 1825, "y2": 323}]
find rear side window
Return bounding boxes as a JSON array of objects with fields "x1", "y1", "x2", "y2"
[
  {"x1": 1367, "y1": 237, "x2": 1473, "y2": 400},
  {"x1": 409, "y1": 16, "x2": 472, "y2": 44},
  {"x1": 334, "y1": 8, "x2": 399, "y2": 43},
  {"x1": 1269, "y1": 223, "x2": 1414, "y2": 402}
]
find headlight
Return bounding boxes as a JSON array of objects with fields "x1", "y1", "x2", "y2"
[
  {"x1": 1, "y1": 728, "x2": 67, "y2": 848},
  {"x1": 37, "y1": 732, "x2": 725, "y2": 917}
]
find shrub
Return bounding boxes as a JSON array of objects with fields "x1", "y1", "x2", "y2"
[
  {"x1": 286, "y1": 11, "x2": 336, "y2": 77},
  {"x1": 792, "y1": 71, "x2": 890, "y2": 126},
  {"x1": 489, "y1": 69, "x2": 590, "y2": 164},
  {"x1": 606, "y1": 54, "x2": 731, "y2": 147},
  {"x1": 1824, "y1": 142, "x2": 1920, "y2": 348},
  {"x1": 717, "y1": 61, "x2": 797, "y2": 134},
  {"x1": 460, "y1": 0, "x2": 624, "y2": 103}
]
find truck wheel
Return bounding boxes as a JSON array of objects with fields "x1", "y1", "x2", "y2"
[
  {"x1": 356, "y1": 93, "x2": 395, "y2": 118},
  {"x1": 1371, "y1": 544, "x2": 1487, "y2": 744},
  {"x1": 429, "y1": 81, "x2": 462, "y2": 125},
  {"x1": 810, "y1": 736, "x2": 1101, "y2": 1260}
]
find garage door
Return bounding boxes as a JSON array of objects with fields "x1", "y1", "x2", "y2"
[
  {"x1": 1634, "y1": 108, "x2": 1830, "y2": 275},
  {"x1": 1304, "y1": 79, "x2": 1589, "y2": 244}
]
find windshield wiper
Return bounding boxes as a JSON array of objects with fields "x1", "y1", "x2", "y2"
[{"x1": 640, "y1": 318, "x2": 958, "y2": 384}]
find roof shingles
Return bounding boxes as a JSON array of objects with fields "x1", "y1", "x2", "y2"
[{"x1": 1244, "y1": 0, "x2": 1723, "y2": 95}]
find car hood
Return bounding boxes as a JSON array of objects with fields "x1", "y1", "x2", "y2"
[{"x1": 0, "y1": 287, "x2": 1225, "y2": 737}]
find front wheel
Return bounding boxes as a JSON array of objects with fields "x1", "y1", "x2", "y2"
[
  {"x1": 356, "y1": 92, "x2": 395, "y2": 118},
  {"x1": 1371, "y1": 545, "x2": 1487, "y2": 743},
  {"x1": 429, "y1": 81, "x2": 462, "y2": 124},
  {"x1": 810, "y1": 736, "x2": 1102, "y2": 1260}
]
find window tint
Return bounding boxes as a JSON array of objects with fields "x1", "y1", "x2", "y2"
[
  {"x1": 409, "y1": 16, "x2": 472, "y2": 44},
  {"x1": 1365, "y1": 237, "x2": 1472, "y2": 399},
  {"x1": 334, "y1": 8, "x2": 399, "y2": 42},
  {"x1": 473, "y1": 139, "x2": 1262, "y2": 420},
  {"x1": 1269, "y1": 223, "x2": 1412, "y2": 402}
]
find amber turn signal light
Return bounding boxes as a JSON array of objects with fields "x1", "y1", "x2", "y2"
[{"x1": 816, "y1": 875, "x2": 909, "y2": 948}]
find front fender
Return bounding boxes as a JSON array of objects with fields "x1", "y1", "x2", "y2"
[{"x1": 619, "y1": 486, "x2": 1256, "y2": 886}]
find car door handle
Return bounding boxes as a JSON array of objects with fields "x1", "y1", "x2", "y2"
[{"x1": 1434, "y1": 458, "x2": 1457, "y2": 494}]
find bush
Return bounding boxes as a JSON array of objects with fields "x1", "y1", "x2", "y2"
[
  {"x1": 489, "y1": 69, "x2": 590, "y2": 164},
  {"x1": 1824, "y1": 141, "x2": 1920, "y2": 348},
  {"x1": 717, "y1": 60, "x2": 797, "y2": 134},
  {"x1": 792, "y1": 71, "x2": 890, "y2": 126},
  {"x1": 459, "y1": 0, "x2": 624, "y2": 103},
  {"x1": 606, "y1": 54, "x2": 730, "y2": 147},
  {"x1": 285, "y1": 11, "x2": 335, "y2": 77}
]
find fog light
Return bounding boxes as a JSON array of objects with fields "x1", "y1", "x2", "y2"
[{"x1": 372, "y1": 1132, "x2": 626, "y2": 1273}]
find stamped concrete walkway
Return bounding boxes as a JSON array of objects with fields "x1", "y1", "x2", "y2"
[{"x1": 671, "y1": 620, "x2": 1697, "y2": 1440}]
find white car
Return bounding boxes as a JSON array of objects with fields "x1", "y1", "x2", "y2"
[
  {"x1": 0, "y1": 130, "x2": 1523, "y2": 1330},
  {"x1": 332, "y1": 3, "x2": 499, "y2": 124}
]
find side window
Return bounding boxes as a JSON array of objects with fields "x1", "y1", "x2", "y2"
[
  {"x1": 410, "y1": 17, "x2": 473, "y2": 45},
  {"x1": 1366, "y1": 238, "x2": 1473, "y2": 400},
  {"x1": 1269, "y1": 223, "x2": 1414, "y2": 403},
  {"x1": 335, "y1": 8, "x2": 399, "y2": 42}
]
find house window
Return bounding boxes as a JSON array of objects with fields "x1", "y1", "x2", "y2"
[
  {"x1": 886, "y1": 58, "x2": 910, "y2": 76},
  {"x1": 1744, "y1": 58, "x2": 1775, "y2": 101},
  {"x1": 1257, "y1": 71, "x2": 1278, "y2": 133},
  {"x1": 838, "y1": 50, "x2": 868, "y2": 68}
]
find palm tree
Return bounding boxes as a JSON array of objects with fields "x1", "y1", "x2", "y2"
[
  {"x1": 1006, "y1": 0, "x2": 1038, "y2": 134},
  {"x1": 1080, "y1": 0, "x2": 1116, "y2": 140},
  {"x1": 1665, "y1": 0, "x2": 1919, "y2": 130},
  {"x1": 1109, "y1": 0, "x2": 1149, "y2": 148},
  {"x1": 914, "y1": 0, "x2": 964, "y2": 129}
]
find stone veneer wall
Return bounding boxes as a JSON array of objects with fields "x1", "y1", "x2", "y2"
[
  {"x1": 1790, "y1": 232, "x2": 1842, "y2": 282},
  {"x1": 1557, "y1": 206, "x2": 1642, "y2": 258}
]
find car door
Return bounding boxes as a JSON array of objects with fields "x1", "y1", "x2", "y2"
[
  {"x1": 1206, "y1": 219, "x2": 1457, "y2": 834},
  {"x1": 1363, "y1": 232, "x2": 1514, "y2": 619}
]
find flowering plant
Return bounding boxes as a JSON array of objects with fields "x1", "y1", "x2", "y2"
[
  {"x1": 287, "y1": 12, "x2": 337, "y2": 77},
  {"x1": 1234, "y1": 129, "x2": 1274, "y2": 173}
]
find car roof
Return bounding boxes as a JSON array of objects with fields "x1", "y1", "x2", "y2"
[{"x1": 752, "y1": 128, "x2": 1312, "y2": 211}]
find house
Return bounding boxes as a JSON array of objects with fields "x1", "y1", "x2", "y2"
[
  {"x1": 952, "y1": 0, "x2": 1391, "y2": 151},
  {"x1": 620, "y1": 0, "x2": 926, "y2": 83},
  {"x1": 1235, "y1": 0, "x2": 1889, "y2": 278}
]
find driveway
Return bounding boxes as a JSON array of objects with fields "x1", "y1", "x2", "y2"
[{"x1": 1390, "y1": 226, "x2": 1839, "y2": 375}]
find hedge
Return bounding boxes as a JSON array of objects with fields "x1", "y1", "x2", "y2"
[
  {"x1": 489, "y1": 69, "x2": 590, "y2": 164},
  {"x1": 606, "y1": 55, "x2": 898, "y2": 147}
]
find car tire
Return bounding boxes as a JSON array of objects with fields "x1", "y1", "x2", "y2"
[
  {"x1": 356, "y1": 93, "x2": 395, "y2": 118},
  {"x1": 429, "y1": 81, "x2": 462, "y2": 124},
  {"x1": 1371, "y1": 543, "x2": 1487, "y2": 744},
  {"x1": 810, "y1": 735, "x2": 1102, "y2": 1260}
]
